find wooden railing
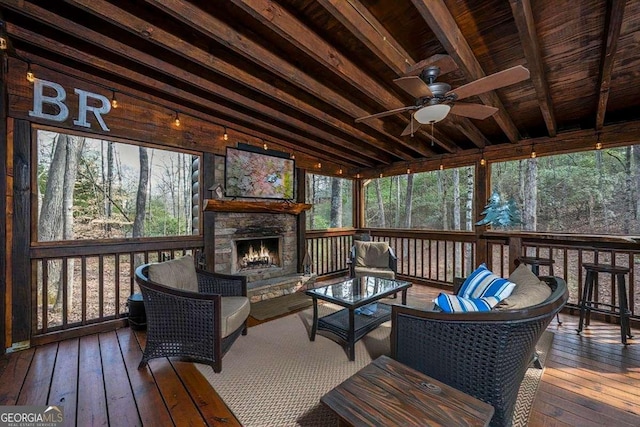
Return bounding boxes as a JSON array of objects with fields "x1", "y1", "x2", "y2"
[
  {"x1": 30, "y1": 237, "x2": 203, "y2": 341},
  {"x1": 305, "y1": 229, "x2": 639, "y2": 322},
  {"x1": 368, "y1": 229, "x2": 476, "y2": 287},
  {"x1": 305, "y1": 229, "x2": 354, "y2": 277},
  {"x1": 305, "y1": 229, "x2": 477, "y2": 287},
  {"x1": 484, "y1": 231, "x2": 639, "y2": 317}
]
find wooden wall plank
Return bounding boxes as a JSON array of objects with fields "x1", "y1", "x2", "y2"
[
  {"x1": 11, "y1": 119, "x2": 30, "y2": 343},
  {"x1": 48, "y1": 338, "x2": 79, "y2": 426},
  {"x1": 0, "y1": 27, "x2": 7, "y2": 355}
]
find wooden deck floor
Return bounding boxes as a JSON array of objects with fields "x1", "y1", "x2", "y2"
[{"x1": 1, "y1": 285, "x2": 639, "y2": 426}]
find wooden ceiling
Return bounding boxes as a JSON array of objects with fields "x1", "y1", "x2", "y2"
[{"x1": 1, "y1": 0, "x2": 639, "y2": 175}]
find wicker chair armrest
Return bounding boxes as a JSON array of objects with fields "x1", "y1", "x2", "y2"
[
  {"x1": 196, "y1": 269, "x2": 247, "y2": 297},
  {"x1": 388, "y1": 247, "x2": 398, "y2": 273}
]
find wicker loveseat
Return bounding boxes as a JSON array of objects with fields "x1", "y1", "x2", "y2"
[
  {"x1": 390, "y1": 275, "x2": 568, "y2": 427},
  {"x1": 134, "y1": 255, "x2": 249, "y2": 373}
]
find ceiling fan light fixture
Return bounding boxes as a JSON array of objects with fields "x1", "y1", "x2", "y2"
[{"x1": 414, "y1": 104, "x2": 451, "y2": 124}]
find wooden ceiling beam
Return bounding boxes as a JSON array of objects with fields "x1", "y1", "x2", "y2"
[
  {"x1": 411, "y1": 0, "x2": 521, "y2": 143},
  {"x1": 447, "y1": 116, "x2": 488, "y2": 148},
  {"x1": 227, "y1": 0, "x2": 436, "y2": 157},
  {"x1": 128, "y1": 0, "x2": 416, "y2": 162},
  {"x1": 317, "y1": 0, "x2": 470, "y2": 153},
  {"x1": 3, "y1": 0, "x2": 380, "y2": 167},
  {"x1": 6, "y1": 23, "x2": 371, "y2": 168},
  {"x1": 64, "y1": 0, "x2": 396, "y2": 165},
  {"x1": 509, "y1": 0, "x2": 557, "y2": 137},
  {"x1": 595, "y1": 0, "x2": 626, "y2": 131}
]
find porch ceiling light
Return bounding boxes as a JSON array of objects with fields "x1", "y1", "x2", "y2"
[{"x1": 414, "y1": 104, "x2": 451, "y2": 124}]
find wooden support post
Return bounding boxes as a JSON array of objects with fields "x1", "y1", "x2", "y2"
[
  {"x1": 0, "y1": 16, "x2": 7, "y2": 353},
  {"x1": 475, "y1": 159, "x2": 489, "y2": 267},
  {"x1": 11, "y1": 120, "x2": 30, "y2": 343},
  {"x1": 202, "y1": 152, "x2": 215, "y2": 272},
  {"x1": 508, "y1": 236, "x2": 522, "y2": 275},
  {"x1": 296, "y1": 168, "x2": 307, "y2": 273}
]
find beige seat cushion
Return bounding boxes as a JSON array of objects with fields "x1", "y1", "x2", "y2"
[
  {"x1": 221, "y1": 296, "x2": 250, "y2": 337},
  {"x1": 148, "y1": 255, "x2": 198, "y2": 292},
  {"x1": 354, "y1": 241, "x2": 391, "y2": 268},
  {"x1": 495, "y1": 264, "x2": 552, "y2": 310},
  {"x1": 354, "y1": 266, "x2": 395, "y2": 280}
]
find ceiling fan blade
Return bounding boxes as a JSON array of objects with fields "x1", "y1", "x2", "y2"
[
  {"x1": 449, "y1": 65, "x2": 530, "y2": 100},
  {"x1": 355, "y1": 106, "x2": 417, "y2": 123},
  {"x1": 403, "y1": 54, "x2": 458, "y2": 77},
  {"x1": 400, "y1": 117, "x2": 422, "y2": 136},
  {"x1": 393, "y1": 76, "x2": 433, "y2": 98},
  {"x1": 450, "y1": 103, "x2": 499, "y2": 120}
]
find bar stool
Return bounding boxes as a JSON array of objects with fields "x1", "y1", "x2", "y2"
[
  {"x1": 517, "y1": 256, "x2": 562, "y2": 325},
  {"x1": 576, "y1": 263, "x2": 633, "y2": 345}
]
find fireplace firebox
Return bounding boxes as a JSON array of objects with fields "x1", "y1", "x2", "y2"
[{"x1": 234, "y1": 237, "x2": 282, "y2": 273}]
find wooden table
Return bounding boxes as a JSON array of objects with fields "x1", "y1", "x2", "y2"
[{"x1": 321, "y1": 355, "x2": 495, "y2": 427}]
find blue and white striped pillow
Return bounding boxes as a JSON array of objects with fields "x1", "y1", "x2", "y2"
[
  {"x1": 434, "y1": 293, "x2": 501, "y2": 313},
  {"x1": 458, "y1": 264, "x2": 516, "y2": 300}
]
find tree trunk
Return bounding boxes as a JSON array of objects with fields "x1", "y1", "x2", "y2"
[
  {"x1": 523, "y1": 158, "x2": 538, "y2": 231},
  {"x1": 309, "y1": 175, "x2": 316, "y2": 229},
  {"x1": 375, "y1": 179, "x2": 386, "y2": 227},
  {"x1": 465, "y1": 167, "x2": 474, "y2": 274},
  {"x1": 438, "y1": 170, "x2": 448, "y2": 230},
  {"x1": 596, "y1": 150, "x2": 608, "y2": 228},
  {"x1": 105, "y1": 141, "x2": 114, "y2": 232},
  {"x1": 452, "y1": 169, "x2": 461, "y2": 277},
  {"x1": 39, "y1": 135, "x2": 66, "y2": 308},
  {"x1": 133, "y1": 147, "x2": 149, "y2": 238},
  {"x1": 405, "y1": 174, "x2": 414, "y2": 228},
  {"x1": 634, "y1": 146, "x2": 640, "y2": 221},
  {"x1": 624, "y1": 146, "x2": 632, "y2": 234},
  {"x1": 329, "y1": 177, "x2": 343, "y2": 228},
  {"x1": 55, "y1": 136, "x2": 84, "y2": 310}
]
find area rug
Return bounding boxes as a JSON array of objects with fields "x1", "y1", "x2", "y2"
[
  {"x1": 250, "y1": 292, "x2": 313, "y2": 321},
  {"x1": 198, "y1": 305, "x2": 553, "y2": 427}
]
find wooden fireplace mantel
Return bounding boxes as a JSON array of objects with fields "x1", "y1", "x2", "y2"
[{"x1": 203, "y1": 199, "x2": 312, "y2": 215}]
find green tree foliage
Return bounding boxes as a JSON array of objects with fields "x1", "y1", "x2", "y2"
[
  {"x1": 476, "y1": 191, "x2": 522, "y2": 228},
  {"x1": 491, "y1": 146, "x2": 640, "y2": 235},
  {"x1": 364, "y1": 167, "x2": 475, "y2": 230},
  {"x1": 306, "y1": 174, "x2": 353, "y2": 230}
]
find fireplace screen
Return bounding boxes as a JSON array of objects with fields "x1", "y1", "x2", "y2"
[{"x1": 235, "y1": 237, "x2": 281, "y2": 272}]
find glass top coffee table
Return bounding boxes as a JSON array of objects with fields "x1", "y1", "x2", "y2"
[{"x1": 305, "y1": 276, "x2": 412, "y2": 361}]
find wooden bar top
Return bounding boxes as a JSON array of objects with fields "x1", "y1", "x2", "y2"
[{"x1": 321, "y1": 355, "x2": 494, "y2": 427}]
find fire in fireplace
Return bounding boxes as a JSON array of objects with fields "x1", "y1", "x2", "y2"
[{"x1": 235, "y1": 237, "x2": 281, "y2": 272}]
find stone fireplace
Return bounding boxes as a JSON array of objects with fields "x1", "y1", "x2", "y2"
[
  {"x1": 213, "y1": 211, "x2": 315, "y2": 301},
  {"x1": 233, "y1": 236, "x2": 282, "y2": 273}
]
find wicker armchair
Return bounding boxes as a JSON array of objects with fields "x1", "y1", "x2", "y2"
[
  {"x1": 390, "y1": 276, "x2": 568, "y2": 427},
  {"x1": 135, "y1": 260, "x2": 249, "y2": 373}
]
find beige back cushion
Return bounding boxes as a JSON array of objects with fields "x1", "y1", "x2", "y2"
[
  {"x1": 496, "y1": 264, "x2": 552, "y2": 310},
  {"x1": 355, "y1": 241, "x2": 390, "y2": 268},
  {"x1": 148, "y1": 255, "x2": 198, "y2": 292}
]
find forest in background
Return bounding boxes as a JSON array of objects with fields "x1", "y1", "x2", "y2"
[
  {"x1": 37, "y1": 130, "x2": 194, "y2": 242},
  {"x1": 354, "y1": 146, "x2": 640, "y2": 236}
]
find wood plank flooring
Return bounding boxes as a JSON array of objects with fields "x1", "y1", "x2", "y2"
[{"x1": 0, "y1": 284, "x2": 639, "y2": 426}]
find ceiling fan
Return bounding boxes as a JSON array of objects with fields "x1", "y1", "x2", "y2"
[{"x1": 355, "y1": 65, "x2": 530, "y2": 136}]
